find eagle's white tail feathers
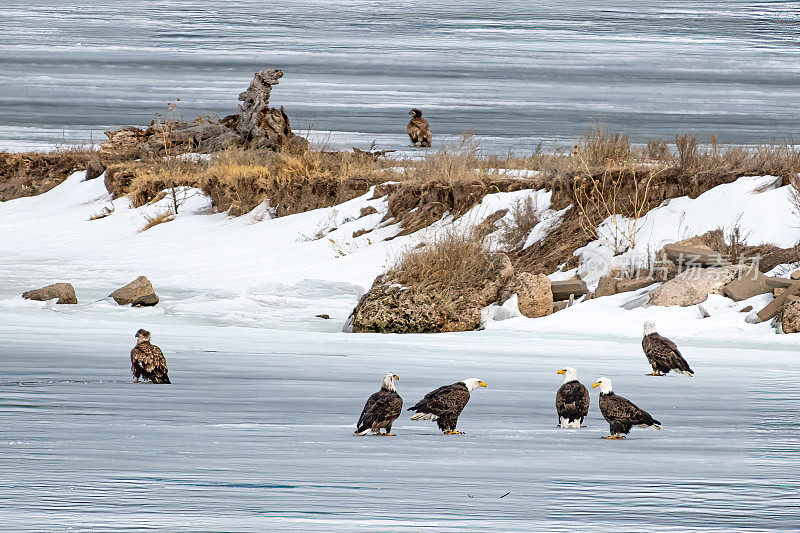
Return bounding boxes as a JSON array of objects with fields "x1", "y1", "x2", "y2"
[
  {"x1": 559, "y1": 417, "x2": 581, "y2": 429},
  {"x1": 638, "y1": 423, "x2": 662, "y2": 430},
  {"x1": 676, "y1": 370, "x2": 694, "y2": 377},
  {"x1": 353, "y1": 428, "x2": 370, "y2": 436},
  {"x1": 410, "y1": 412, "x2": 438, "y2": 421}
]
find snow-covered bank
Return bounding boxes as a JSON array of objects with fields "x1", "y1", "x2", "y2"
[
  {"x1": 2, "y1": 165, "x2": 800, "y2": 530},
  {"x1": 1, "y1": 169, "x2": 800, "y2": 340}
]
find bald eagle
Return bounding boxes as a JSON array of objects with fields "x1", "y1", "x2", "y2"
[
  {"x1": 354, "y1": 373, "x2": 403, "y2": 436},
  {"x1": 642, "y1": 321, "x2": 694, "y2": 376},
  {"x1": 408, "y1": 378, "x2": 486, "y2": 434},
  {"x1": 407, "y1": 108, "x2": 431, "y2": 147},
  {"x1": 555, "y1": 367, "x2": 590, "y2": 428},
  {"x1": 130, "y1": 329, "x2": 170, "y2": 384},
  {"x1": 592, "y1": 377, "x2": 660, "y2": 439}
]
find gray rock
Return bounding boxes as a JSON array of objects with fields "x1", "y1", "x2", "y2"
[
  {"x1": 649, "y1": 266, "x2": 738, "y2": 307},
  {"x1": 551, "y1": 279, "x2": 588, "y2": 301},
  {"x1": 723, "y1": 264, "x2": 772, "y2": 302},
  {"x1": 616, "y1": 277, "x2": 656, "y2": 293}
]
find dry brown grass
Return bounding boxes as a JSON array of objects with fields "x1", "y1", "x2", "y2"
[
  {"x1": 106, "y1": 147, "x2": 394, "y2": 215},
  {"x1": 574, "y1": 125, "x2": 631, "y2": 167},
  {"x1": 139, "y1": 209, "x2": 176, "y2": 232},
  {"x1": 395, "y1": 230, "x2": 500, "y2": 295},
  {"x1": 499, "y1": 196, "x2": 540, "y2": 249},
  {"x1": 0, "y1": 147, "x2": 100, "y2": 201},
  {"x1": 89, "y1": 204, "x2": 115, "y2": 220}
]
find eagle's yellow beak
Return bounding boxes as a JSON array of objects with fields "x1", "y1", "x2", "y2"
[
  {"x1": 592, "y1": 381, "x2": 601, "y2": 388},
  {"x1": 394, "y1": 375, "x2": 399, "y2": 380},
  {"x1": 479, "y1": 381, "x2": 487, "y2": 388},
  {"x1": 557, "y1": 369, "x2": 566, "y2": 375}
]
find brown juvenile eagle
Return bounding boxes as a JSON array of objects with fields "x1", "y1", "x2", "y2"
[
  {"x1": 354, "y1": 372, "x2": 402, "y2": 436},
  {"x1": 592, "y1": 377, "x2": 660, "y2": 439},
  {"x1": 555, "y1": 367, "x2": 590, "y2": 428},
  {"x1": 408, "y1": 378, "x2": 486, "y2": 435},
  {"x1": 130, "y1": 329, "x2": 170, "y2": 384},
  {"x1": 642, "y1": 321, "x2": 694, "y2": 376},
  {"x1": 407, "y1": 108, "x2": 431, "y2": 147}
]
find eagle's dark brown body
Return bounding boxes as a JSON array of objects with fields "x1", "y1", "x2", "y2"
[
  {"x1": 556, "y1": 380, "x2": 590, "y2": 427},
  {"x1": 599, "y1": 392, "x2": 660, "y2": 436},
  {"x1": 642, "y1": 332, "x2": 693, "y2": 376},
  {"x1": 407, "y1": 108, "x2": 431, "y2": 147},
  {"x1": 408, "y1": 382, "x2": 471, "y2": 432},
  {"x1": 355, "y1": 388, "x2": 403, "y2": 436},
  {"x1": 131, "y1": 329, "x2": 170, "y2": 384}
]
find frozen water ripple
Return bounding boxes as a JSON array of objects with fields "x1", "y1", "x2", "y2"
[{"x1": 0, "y1": 314, "x2": 797, "y2": 530}]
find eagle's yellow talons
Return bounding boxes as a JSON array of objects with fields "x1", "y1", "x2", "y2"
[
  {"x1": 445, "y1": 430, "x2": 464, "y2": 435},
  {"x1": 645, "y1": 372, "x2": 662, "y2": 376},
  {"x1": 602, "y1": 435, "x2": 625, "y2": 440},
  {"x1": 384, "y1": 433, "x2": 396, "y2": 437},
  {"x1": 580, "y1": 425, "x2": 587, "y2": 428}
]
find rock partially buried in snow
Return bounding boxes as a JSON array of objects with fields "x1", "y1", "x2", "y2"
[
  {"x1": 22, "y1": 283, "x2": 77, "y2": 304},
  {"x1": 648, "y1": 266, "x2": 738, "y2": 307},
  {"x1": 109, "y1": 276, "x2": 159, "y2": 306},
  {"x1": 500, "y1": 272, "x2": 552, "y2": 318},
  {"x1": 616, "y1": 277, "x2": 655, "y2": 294},
  {"x1": 348, "y1": 254, "x2": 515, "y2": 333},
  {"x1": 780, "y1": 297, "x2": 800, "y2": 334},
  {"x1": 595, "y1": 276, "x2": 618, "y2": 297},
  {"x1": 722, "y1": 264, "x2": 772, "y2": 302}
]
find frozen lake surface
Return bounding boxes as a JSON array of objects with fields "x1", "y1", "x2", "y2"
[
  {"x1": 1, "y1": 311, "x2": 798, "y2": 530},
  {"x1": 1, "y1": 0, "x2": 799, "y2": 152}
]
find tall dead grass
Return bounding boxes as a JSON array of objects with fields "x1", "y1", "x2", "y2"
[
  {"x1": 395, "y1": 230, "x2": 500, "y2": 294},
  {"x1": 499, "y1": 196, "x2": 540, "y2": 249}
]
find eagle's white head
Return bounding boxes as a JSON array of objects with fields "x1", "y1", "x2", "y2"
[
  {"x1": 643, "y1": 321, "x2": 657, "y2": 336},
  {"x1": 592, "y1": 377, "x2": 613, "y2": 394},
  {"x1": 462, "y1": 378, "x2": 488, "y2": 392},
  {"x1": 381, "y1": 372, "x2": 399, "y2": 392},
  {"x1": 557, "y1": 366, "x2": 578, "y2": 383}
]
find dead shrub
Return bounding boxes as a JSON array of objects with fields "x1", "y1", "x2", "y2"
[
  {"x1": 395, "y1": 230, "x2": 500, "y2": 299},
  {"x1": 675, "y1": 133, "x2": 699, "y2": 169},
  {"x1": 89, "y1": 204, "x2": 115, "y2": 220},
  {"x1": 644, "y1": 138, "x2": 671, "y2": 162},
  {"x1": 0, "y1": 148, "x2": 99, "y2": 201},
  {"x1": 499, "y1": 196, "x2": 540, "y2": 249},
  {"x1": 572, "y1": 164, "x2": 656, "y2": 253},
  {"x1": 139, "y1": 209, "x2": 175, "y2": 232},
  {"x1": 574, "y1": 125, "x2": 631, "y2": 167}
]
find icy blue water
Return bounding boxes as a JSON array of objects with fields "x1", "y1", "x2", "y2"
[
  {"x1": 0, "y1": 312, "x2": 798, "y2": 530},
  {"x1": 1, "y1": 0, "x2": 799, "y2": 152}
]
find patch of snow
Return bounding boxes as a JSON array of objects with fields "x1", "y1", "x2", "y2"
[{"x1": 574, "y1": 175, "x2": 800, "y2": 288}]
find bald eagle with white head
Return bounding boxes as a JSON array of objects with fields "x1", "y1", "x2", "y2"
[
  {"x1": 408, "y1": 378, "x2": 486, "y2": 434},
  {"x1": 407, "y1": 108, "x2": 431, "y2": 147},
  {"x1": 642, "y1": 321, "x2": 693, "y2": 376},
  {"x1": 130, "y1": 329, "x2": 170, "y2": 384},
  {"x1": 592, "y1": 377, "x2": 660, "y2": 439},
  {"x1": 555, "y1": 367, "x2": 590, "y2": 428},
  {"x1": 355, "y1": 372, "x2": 403, "y2": 436}
]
